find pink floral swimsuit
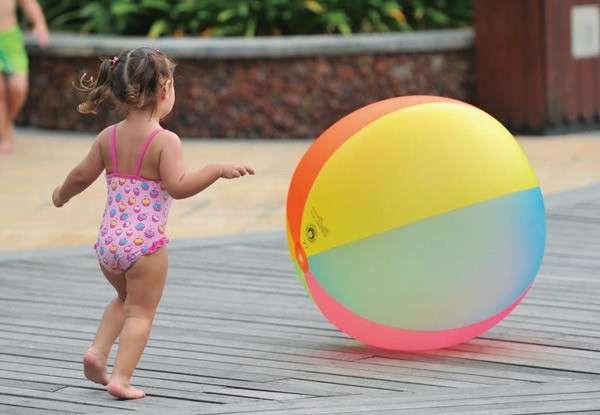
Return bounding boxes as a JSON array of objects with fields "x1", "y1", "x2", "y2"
[{"x1": 94, "y1": 124, "x2": 172, "y2": 272}]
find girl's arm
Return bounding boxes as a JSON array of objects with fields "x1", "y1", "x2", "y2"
[
  {"x1": 159, "y1": 132, "x2": 254, "y2": 200},
  {"x1": 52, "y1": 136, "x2": 105, "y2": 207},
  {"x1": 18, "y1": 0, "x2": 49, "y2": 48}
]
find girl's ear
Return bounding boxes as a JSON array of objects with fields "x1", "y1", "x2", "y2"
[
  {"x1": 160, "y1": 79, "x2": 173, "y2": 100},
  {"x1": 164, "y1": 79, "x2": 173, "y2": 93}
]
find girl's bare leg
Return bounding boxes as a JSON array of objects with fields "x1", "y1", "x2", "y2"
[
  {"x1": 108, "y1": 247, "x2": 168, "y2": 399},
  {"x1": 84, "y1": 267, "x2": 127, "y2": 386}
]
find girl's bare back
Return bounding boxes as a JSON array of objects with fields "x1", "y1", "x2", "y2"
[{"x1": 99, "y1": 121, "x2": 164, "y2": 180}]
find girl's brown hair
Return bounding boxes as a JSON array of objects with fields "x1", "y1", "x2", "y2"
[{"x1": 77, "y1": 47, "x2": 176, "y2": 115}]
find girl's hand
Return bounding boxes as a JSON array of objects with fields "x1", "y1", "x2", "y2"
[
  {"x1": 52, "y1": 186, "x2": 67, "y2": 207},
  {"x1": 220, "y1": 163, "x2": 255, "y2": 179}
]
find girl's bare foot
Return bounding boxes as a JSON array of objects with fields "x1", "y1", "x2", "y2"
[
  {"x1": 107, "y1": 379, "x2": 146, "y2": 399},
  {"x1": 83, "y1": 347, "x2": 109, "y2": 385}
]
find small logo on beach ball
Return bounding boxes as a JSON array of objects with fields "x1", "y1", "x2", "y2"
[{"x1": 306, "y1": 224, "x2": 317, "y2": 243}]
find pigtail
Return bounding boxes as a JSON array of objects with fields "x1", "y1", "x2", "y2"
[
  {"x1": 125, "y1": 81, "x2": 147, "y2": 110},
  {"x1": 76, "y1": 58, "x2": 114, "y2": 114}
]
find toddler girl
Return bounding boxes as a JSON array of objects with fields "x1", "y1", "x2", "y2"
[{"x1": 52, "y1": 47, "x2": 254, "y2": 399}]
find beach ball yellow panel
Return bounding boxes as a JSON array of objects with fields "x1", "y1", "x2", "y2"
[{"x1": 286, "y1": 96, "x2": 546, "y2": 351}]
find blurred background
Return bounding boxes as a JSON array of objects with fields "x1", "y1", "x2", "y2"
[
  {"x1": 20, "y1": 0, "x2": 474, "y2": 138},
  {"x1": 3, "y1": 0, "x2": 600, "y2": 251}
]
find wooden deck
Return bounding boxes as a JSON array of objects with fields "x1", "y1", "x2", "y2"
[{"x1": 1, "y1": 185, "x2": 600, "y2": 414}]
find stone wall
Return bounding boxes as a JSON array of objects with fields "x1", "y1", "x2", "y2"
[{"x1": 18, "y1": 30, "x2": 474, "y2": 138}]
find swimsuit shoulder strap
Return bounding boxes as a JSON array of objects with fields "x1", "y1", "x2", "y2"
[
  {"x1": 110, "y1": 124, "x2": 119, "y2": 174},
  {"x1": 135, "y1": 128, "x2": 163, "y2": 176}
]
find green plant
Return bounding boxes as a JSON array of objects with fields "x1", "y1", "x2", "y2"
[{"x1": 36, "y1": 0, "x2": 473, "y2": 37}]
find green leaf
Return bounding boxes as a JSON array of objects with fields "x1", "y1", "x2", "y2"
[
  {"x1": 79, "y1": 3, "x2": 104, "y2": 18},
  {"x1": 323, "y1": 11, "x2": 352, "y2": 34},
  {"x1": 149, "y1": 18, "x2": 170, "y2": 38},
  {"x1": 245, "y1": 17, "x2": 257, "y2": 37},
  {"x1": 217, "y1": 9, "x2": 237, "y2": 22},
  {"x1": 304, "y1": 0, "x2": 324, "y2": 14},
  {"x1": 425, "y1": 7, "x2": 450, "y2": 24},
  {"x1": 111, "y1": 3, "x2": 141, "y2": 16},
  {"x1": 141, "y1": 0, "x2": 171, "y2": 12},
  {"x1": 238, "y1": 2, "x2": 250, "y2": 17}
]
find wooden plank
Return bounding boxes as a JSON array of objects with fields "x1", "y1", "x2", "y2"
[
  {"x1": 525, "y1": 0, "x2": 547, "y2": 129},
  {"x1": 0, "y1": 359, "x2": 320, "y2": 401},
  {"x1": 544, "y1": 0, "x2": 562, "y2": 126},
  {"x1": 0, "y1": 366, "x2": 260, "y2": 405},
  {"x1": 0, "y1": 404, "x2": 72, "y2": 415},
  {"x1": 0, "y1": 386, "x2": 137, "y2": 413},
  {"x1": 0, "y1": 323, "x2": 369, "y2": 363},
  {"x1": 127, "y1": 380, "x2": 600, "y2": 415},
  {"x1": 0, "y1": 351, "x2": 288, "y2": 391},
  {"x1": 561, "y1": 0, "x2": 579, "y2": 123},
  {"x1": 256, "y1": 398, "x2": 600, "y2": 415},
  {"x1": 0, "y1": 343, "x2": 455, "y2": 391},
  {"x1": 191, "y1": 395, "x2": 600, "y2": 415},
  {"x1": 576, "y1": 0, "x2": 600, "y2": 120},
  {"x1": 54, "y1": 386, "x2": 223, "y2": 408},
  {"x1": 0, "y1": 378, "x2": 64, "y2": 392},
  {"x1": 3, "y1": 328, "x2": 593, "y2": 390}
]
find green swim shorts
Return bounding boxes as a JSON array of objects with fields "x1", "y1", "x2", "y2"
[{"x1": 0, "y1": 26, "x2": 28, "y2": 74}]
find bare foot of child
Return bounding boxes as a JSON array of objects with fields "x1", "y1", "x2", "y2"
[
  {"x1": 107, "y1": 379, "x2": 146, "y2": 399},
  {"x1": 83, "y1": 347, "x2": 109, "y2": 385}
]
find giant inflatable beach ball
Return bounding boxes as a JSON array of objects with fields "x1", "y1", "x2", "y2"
[{"x1": 286, "y1": 96, "x2": 545, "y2": 351}]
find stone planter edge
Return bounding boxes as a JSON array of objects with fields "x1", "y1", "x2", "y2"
[{"x1": 24, "y1": 28, "x2": 474, "y2": 59}]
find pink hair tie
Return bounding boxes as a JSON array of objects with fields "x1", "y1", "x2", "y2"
[
  {"x1": 112, "y1": 56, "x2": 119, "y2": 65},
  {"x1": 153, "y1": 48, "x2": 160, "y2": 53}
]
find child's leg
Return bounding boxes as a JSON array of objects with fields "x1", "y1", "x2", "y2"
[
  {"x1": 84, "y1": 267, "x2": 127, "y2": 385},
  {"x1": 5, "y1": 74, "x2": 28, "y2": 145},
  {"x1": 0, "y1": 74, "x2": 9, "y2": 154},
  {"x1": 108, "y1": 247, "x2": 168, "y2": 399}
]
